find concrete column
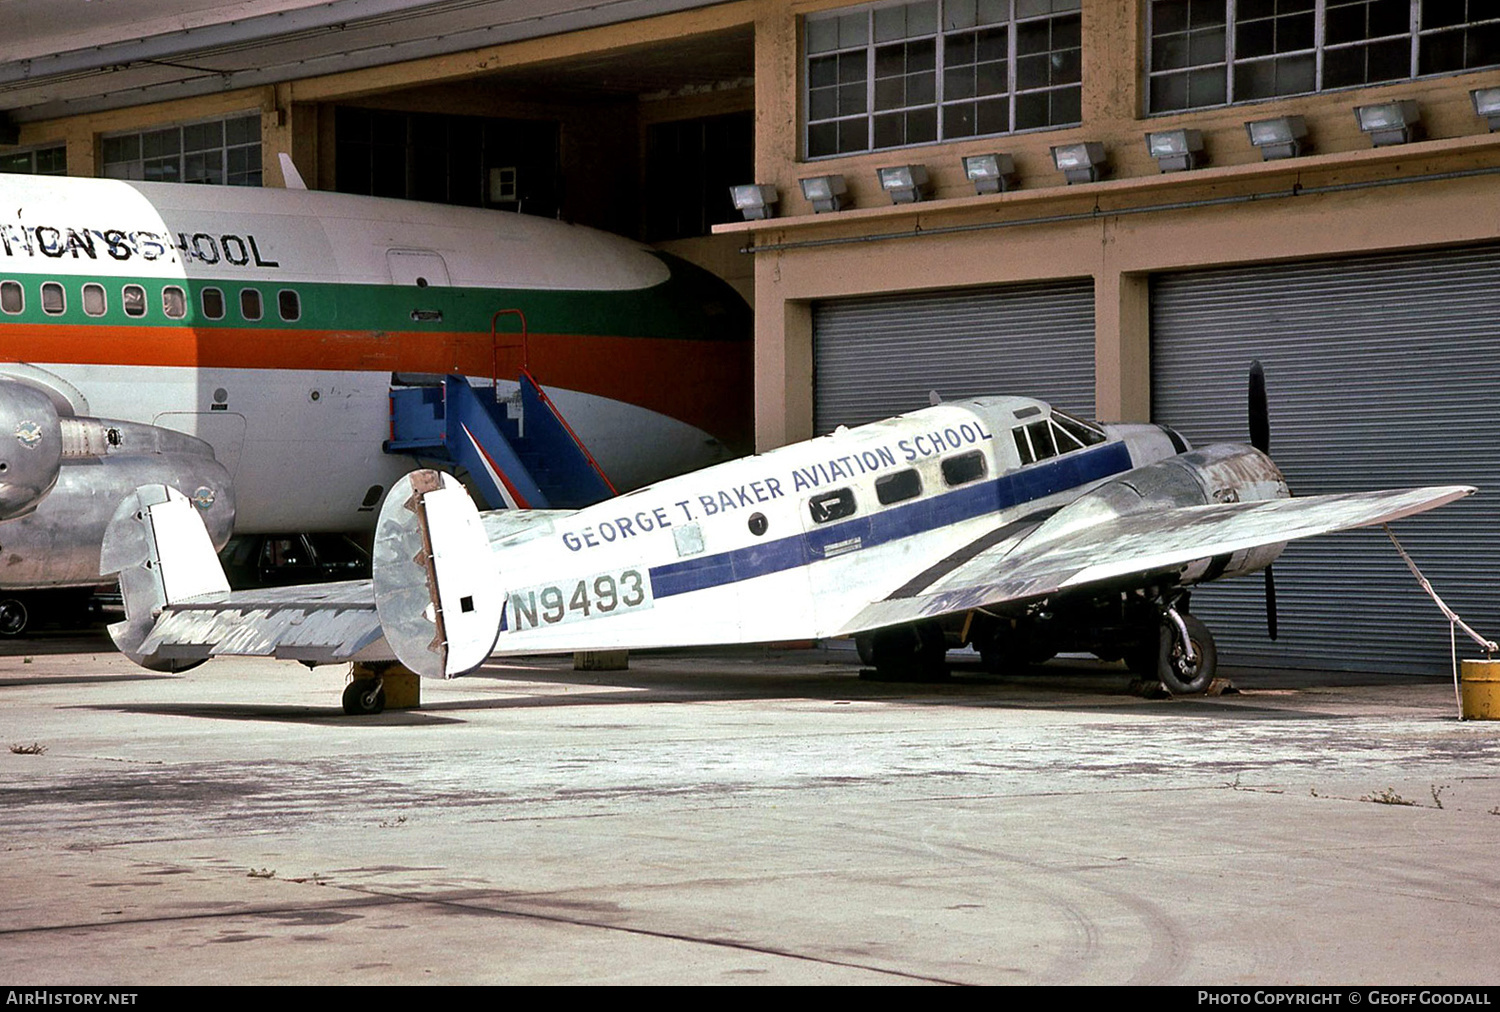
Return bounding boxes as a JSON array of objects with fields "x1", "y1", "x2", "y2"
[{"x1": 1094, "y1": 269, "x2": 1150, "y2": 424}]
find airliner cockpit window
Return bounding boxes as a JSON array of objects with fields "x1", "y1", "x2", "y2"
[
  {"x1": 808, "y1": 488, "x2": 856, "y2": 524},
  {"x1": 162, "y1": 286, "x2": 186, "y2": 319}
]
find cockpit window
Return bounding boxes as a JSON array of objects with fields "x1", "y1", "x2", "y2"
[
  {"x1": 807, "y1": 488, "x2": 856, "y2": 524},
  {"x1": 1052, "y1": 410, "x2": 1107, "y2": 448},
  {"x1": 941, "y1": 450, "x2": 987, "y2": 487},
  {"x1": 1026, "y1": 421, "x2": 1057, "y2": 460}
]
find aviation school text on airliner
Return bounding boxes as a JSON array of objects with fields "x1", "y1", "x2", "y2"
[
  {"x1": 98, "y1": 372, "x2": 1473, "y2": 713},
  {"x1": 0, "y1": 173, "x2": 752, "y2": 630}
]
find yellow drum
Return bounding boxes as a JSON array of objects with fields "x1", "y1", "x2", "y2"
[{"x1": 1460, "y1": 659, "x2": 1500, "y2": 720}]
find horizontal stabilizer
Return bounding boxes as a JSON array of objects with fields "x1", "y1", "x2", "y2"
[
  {"x1": 372, "y1": 469, "x2": 504, "y2": 678},
  {"x1": 100, "y1": 484, "x2": 232, "y2": 671}
]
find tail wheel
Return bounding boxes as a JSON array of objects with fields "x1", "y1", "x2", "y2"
[
  {"x1": 0, "y1": 598, "x2": 28, "y2": 637},
  {"x1": 1157, "y1": 613, "x2": 1217, "y2": 695},
  {"x1": 342, "y1": 677, "x2": 386, "y2": 716}
]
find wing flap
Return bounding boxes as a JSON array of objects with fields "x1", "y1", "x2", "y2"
[{"x1": 839, "y1": 485, "x2": 1474, "y2": 635}]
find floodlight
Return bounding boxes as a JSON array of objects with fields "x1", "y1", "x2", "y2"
[
  {"x1": 1472, "y1": 87, "x2": 1500, "y2": 131},
  {"x1": 799, "y1": 174, "x2": 850, "y2": 213},
  {"x1": 1244, "y1": 116, "x2": 1308, "y2": 160},
  {"x1": 730, "y1": 184, "x2": 778, "y2": 221},
  {"x1": 1050, "y1": 142, "x2": 1108, "y2": 184},
  {"x1": 876, "y1": 165, "x2": 931, "y2": 204},
  {"x1": 1145, "y1": 128, "x2": 1205, "y2": 172},
  {"x1": 961, "y1": 153, "x2": 1016, "y2": 194},
  {"x1": 1355, "y1": 100, "x2": 1421, "y2": 146}
]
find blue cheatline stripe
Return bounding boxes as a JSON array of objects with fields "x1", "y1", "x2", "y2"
[{"x1": 648, "y1": 441, "x2": 1133, "y2": 599}]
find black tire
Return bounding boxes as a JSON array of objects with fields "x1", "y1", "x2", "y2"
[
  {"x1": 342, "y1": 677, "x2": 386, "y2": 715},
  {"x1": 862, "y1": 622, "x2": 949, "y2": 682},
  {"x1": 1157, "y1": 613, "x2": 1217, "y2": 695},
  {"x1": 0, "y1": 598, "x2": 28, "y2": 637}
]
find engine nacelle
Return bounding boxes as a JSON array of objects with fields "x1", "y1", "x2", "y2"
[
  {"x1": 0, "y1": 417, "x2": 235, "y2": 588},
  {"x1": 1025, "y1": 442, "x2": 1291, "y2": 584},
  {"x1": 0, "y1": 382, "x2": 63, "y2": 521}
]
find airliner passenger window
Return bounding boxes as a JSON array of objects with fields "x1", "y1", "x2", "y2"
[
  {"x1": 82, "y1": 283, "x2": 106, "y2": 317},
  {"x1": 41, "y1": 282, "x2": 65, "y2": 315},
  {"x1": 240, "y1": 288, "x2": 262, "y2": 321},
  {"x1": 942, "y1": 450, "x2": 987, "y2": 487},
  {"x1": 1, "y1": 281, "x2": 23, "y2": 314},
  {"x1": 201, "y1": 287, "x2": 225, "y2": 320},
  {"x1": 162, "y1": 286, "x2": 186, "y2": 319},
  {"x1": 278, "y1": 290, "x2": 300, "y2": 322},
  {"x1": 122, "y1": 285, "x2": 146, "y2": 317},
  {"x1": 808, "y1": 488, "x2": 856, "y2": 524},
  {"x1": 875, "y1": 469, "x2": 922, "y2": 505}
]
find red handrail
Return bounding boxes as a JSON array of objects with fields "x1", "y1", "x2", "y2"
[{"x1": 489, "y1": 308, "x2": 529, "y2": 401}]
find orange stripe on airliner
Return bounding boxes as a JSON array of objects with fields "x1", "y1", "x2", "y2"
[{"x1": 1, "y1": 323, "x2": 753, "y2": 449}]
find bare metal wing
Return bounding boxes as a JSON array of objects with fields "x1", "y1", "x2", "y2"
[{"x1": 838, "y1": 485, "x2": 1475, "y2": 635}]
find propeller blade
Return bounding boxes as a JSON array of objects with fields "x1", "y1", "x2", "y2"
[
  {"x1": 1248, "y1": 359, "x2": 1270, "y2": 455},
  {"x1": 1265, "y1": 566, "x2": 1279, "y2": 641}
]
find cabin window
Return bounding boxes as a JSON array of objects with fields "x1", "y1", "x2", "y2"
[
  {"x1": 201, "y1": 287, "x2": 225, "y2": 320},
  {"x1": 82, "y1": 283, "x2": 107, "y2": 317},
  {"x1": 808, "y1": 488, "x2": 857, "y2": 524},
  {"x1": 278, "y1": 289, "x2": 300, "y2": 322},
  {"x1": 240, "y1": 288, "x2": 262, "y2": 321},
  {"x1": 941, "y1": 450, "x2": 987, "y2": 487},
  {"x1": 122, "y1": 285, "x2": 146, "y2": 318},
  {"x1": 162, "y1": 286, "x2": 187, "y2": 319},
  {"x1": 40, "y1": 282, "x2": 65, "y2": 315},
  {"x1": 875, "y1": 468, "x2": 922, "y2": 505},
  {"x1": 0, "y1": 281, "x2": 23, "y2": 314}
]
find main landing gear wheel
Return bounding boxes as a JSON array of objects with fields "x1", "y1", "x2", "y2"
[
  {"x1": 342, "y1": 677, "x2": 386, "y2": 716},
  {"x1": 1157, "y1": 612, "x2": 1217, "y2": 695},
  {"x1": 859, "y1": 621, "x2": 949, "y2": 682},
  {"x1": 0, "y1": 598, "x2": 28, "y2": 636}
]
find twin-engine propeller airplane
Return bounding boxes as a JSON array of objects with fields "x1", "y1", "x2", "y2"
[
  {"x1": 99, "y1": 365, "x2": 1472, "y2": 712},
  {"x1": 0, "y1": 172, "x2": 751, "y2": 633}
]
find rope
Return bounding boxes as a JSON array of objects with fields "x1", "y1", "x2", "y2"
[{"x1": 1383, "y1": 524, "x2": 1498, "y2": 719}]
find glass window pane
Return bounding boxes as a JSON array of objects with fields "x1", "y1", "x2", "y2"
[
  {"x1": 162, "y1": 286, "x2": 186, "y2": 319},
  {"x1": 41, "y1": 282, "x2": 64, "y2": 315},
  {"x1": 82, "y1": 283, "x2": 105, "y2": 317},
  {"x1": 201, "y1": 287, "x2": 225, "y2": 320},
  {"x1": 278, "y1": 289, "x2": 300, "y2": 322},
  {"x1": 123, "y1": 285, "x2": 145, "y2": 317},
  {"x1": 0, "y1": 281, "x2": 22, "y2": 314},
  {"x1": 240, "y1": 288, "x2": 262, "y2": 321}
]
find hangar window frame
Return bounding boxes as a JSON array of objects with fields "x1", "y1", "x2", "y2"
[
  {"x1": 0, "y1": 144, "x2": 66, "y2": 176},
  {"x1": 803, "y1": 0, "x2": 1083, "y2": 160},
  {"x1": 1146, "y1": 1, "x2": 1500, "y2": 114},
  {"x1": 101, "y1": 112, "x2": 262, "y2": 186}
]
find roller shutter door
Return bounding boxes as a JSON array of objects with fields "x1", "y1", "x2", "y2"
[
  {"x1": 1152, "y1": 244, "x2": 1500, "y2": 674},
  {"x1": 812, "y1": 279, "x2": 1095, "y2": 433}
]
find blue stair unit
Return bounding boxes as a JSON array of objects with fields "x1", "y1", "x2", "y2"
[{"x1": 386, "y1": 372, "x2": 616, "y2": 510}]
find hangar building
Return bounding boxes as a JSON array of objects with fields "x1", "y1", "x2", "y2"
[{"x1": 3, "y1": 0, "x2": 1498, "y2": 672}]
